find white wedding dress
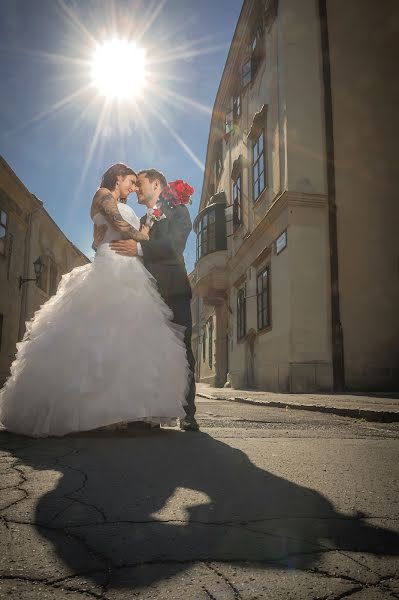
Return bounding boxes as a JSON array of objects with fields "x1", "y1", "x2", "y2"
[{"x1": 0, "y1": 203, "x2": 189, "y2": 437}]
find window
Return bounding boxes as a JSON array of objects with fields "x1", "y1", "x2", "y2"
[
  {"x1": 233, "y1": 95, "x2": 241, "y2": 122},
  {"x1": 208, "y1": 319, "x2": 213, "y2": 369},
  {"x1": 202, "y1": 328, "x2": 207, "y2": 363},
  {"x1": 237, "y1": 284, "x2": 246, "y2": 341},
  {"x1": 37, "y1": 260, "x2": 48, "y2": 293},
  {"x1": 196, "y1": 209, "x2": 217, "y2": 260},
  {"x1": 242, "y1": 24, "x2": 265, "y2": 87},
  {"x1": 7, "y1": 234, "x2": 13, "y2": 280},
  {"x1": 232, "y1": 174, "x2": 242, "y2": 232},
  {"x1": 214, "y1": 139, "x2": 223, "y2": 181},
  {"x1": 225, "y1": 110, "x2": 233, "y2": 135},
  {"x1": 0, "y1": 210, "x2": 7, "y2": 255},
  {"x1": 242, "y1": 59, "x2": 251, "y2": 87},
  {"x1": 49, "y1": 259, "x2": 59, "y2": 296},
  {"x1": 257, "y1": 266, "x2": 271, "y2": 330},
  {"x1": 208, "y1": 211, "x2": 216, "y2": 253},
  {"x1": 251, "y1": 25, "x2": 263, "y2": 77},
  {"x1": 191, "y1": 297, "x2": 198, "y2": 326},
  {"x1": 252, "y1": 130, "x2": 265, "y2": 200},
  {"x1": 226, "y1": 94, "x2": 242, "y2": 133}
]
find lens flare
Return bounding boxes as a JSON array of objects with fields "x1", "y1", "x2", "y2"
[{"x1": 90, "y1": 39, "x2": 147, "y2": 99}]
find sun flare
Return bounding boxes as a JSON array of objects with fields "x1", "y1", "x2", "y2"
[{"x1": 90, "y1": 39, "x2": 147, "y2": 99}]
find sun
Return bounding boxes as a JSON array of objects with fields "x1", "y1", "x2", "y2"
[{"x1": 90, "y1": 39, "x2": 147, "y2": 100}]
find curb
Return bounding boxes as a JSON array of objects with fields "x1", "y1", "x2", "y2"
[{"x1": 197, "y1": 393, "x2": 399, "y2": 423}]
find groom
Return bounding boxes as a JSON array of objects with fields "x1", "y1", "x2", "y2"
[{"x1": 109, "y1": 169, "x2": 198, "y2": 431}]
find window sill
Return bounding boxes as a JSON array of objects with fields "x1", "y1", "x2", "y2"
[
  {"x1": 253, "y1": 187, "x2": 268, "y2": 206},
  {"x1": 257, "y1": 324, "x2": 272, "y2": 336}
]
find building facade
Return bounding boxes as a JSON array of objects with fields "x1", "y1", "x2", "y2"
[
  {"x1": 0, "y1": 157, "x2": 90, "y2": 385},
  {"x1": 191, "y1": 0, "x2": 399, "y2": 392}
]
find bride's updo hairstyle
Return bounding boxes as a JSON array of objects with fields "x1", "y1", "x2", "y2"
[{"x1": 100, "y1": 163, "x2": 136, "y2": 191}]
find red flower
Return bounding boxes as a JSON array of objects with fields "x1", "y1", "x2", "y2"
[
  {"x1": 150, "y1": 207, "x2": 163, "y2": 222},
  {"x1": 161, "y1": 179, "x2": 194, "y2": 207}
]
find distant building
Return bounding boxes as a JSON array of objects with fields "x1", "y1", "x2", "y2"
[
  {"x1": 191, "y1": 0, "x2": 399, "y2": 392},
  {"x1": 0, "y1": 156, "x2": 89, "y2": 385}
]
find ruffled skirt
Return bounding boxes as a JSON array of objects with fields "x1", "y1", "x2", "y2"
[{"x1": 0, "y1": 245, "x2": 189, "y2": 437}]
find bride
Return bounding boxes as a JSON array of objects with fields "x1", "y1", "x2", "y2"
[{"x1": 0, "y1": 163, "x2": 189, "y2": 437}]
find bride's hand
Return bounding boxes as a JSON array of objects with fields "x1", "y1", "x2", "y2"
[{"x1": 140, "y1": 224, "x2": 150, "y2": 240}]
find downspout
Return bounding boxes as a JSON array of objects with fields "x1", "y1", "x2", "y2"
[
  {"x1": 319, "y1": 0, "x2": 345, "y2": 391},
  {"x1": 18, "y1": 209, "x2": 34, "y2": 341}
]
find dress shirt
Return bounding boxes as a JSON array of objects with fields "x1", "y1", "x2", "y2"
[{"x1": 137, "y1": 205, "x2": 159, "y2": 257}]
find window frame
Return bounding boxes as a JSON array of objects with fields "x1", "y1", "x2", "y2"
[
  {"x1": 202, "y1": 327, "x2": 207, "y2": 363},
  {"x1": 208, "y1": 319, "x2": 213, "y2": 369},
  {"x1": 225, "y1": 109, "x2": 233, "y2": 135},
  {"x1": 36, "y1": 259, "x2": 48, "y2": 294},
  {"x1": 242, "y1": 23, "x2": 265, "y2": 88},
  {"x1": 0, "y1": 209, "x2": 8, "y2": 256},
  {"x1": 214, "y1": 139, "x2": 223, "y2": 182},
  {"x1": 233, "y1": 94, "x2": 241, "y2": 123},
  {"x1": 252, "y1": 130, "x2": 266, "y2": 201},
  {"x1": 49, "y1": 258, "x2": 59, "y2": 296},
  {"x1": 196, "y1": 209, "x2": 217, "y2": 261},
  {"x1": 242, "y1": 59, "x2": 251, "y2": 87},
  {"x1": 236, "y1": 284, "x2": 247, "y2": 341},
  {"x1": 256, "y1": 265, "x2": 271, "y2": 331},
  {"x1": 232, "y1": 173, "x2": 242, "y2": 232}
]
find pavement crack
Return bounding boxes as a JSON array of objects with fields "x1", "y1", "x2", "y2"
[
  {"x1": 203, "y1": 562, "x2": 243, "y2": 600},
  {"x1": 308, "y1": 566, "x2": 365, "y2": 586},
  {"x1": 0, "y1": 574, "x2": 109, "y2": 599},
  {"x1": 202, "y1": 586, "x2": 218, "y2": 600},
  {"x1": 52, "y1": 448, "x2": 108, "y2": 523},
  {"x1": 326, "y1": 585, "x2": 365, "y2": 600}
]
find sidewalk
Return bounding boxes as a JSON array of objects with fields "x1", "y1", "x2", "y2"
[{"x1": 196, "y1": 383, "x2": 399, "y2": 423}]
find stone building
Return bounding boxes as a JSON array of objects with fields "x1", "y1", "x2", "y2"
[
  {"x1": 0, "y1": 156, "x2": 89, "y2": 385},
  {"x1": 191, "y1": 0, "x2": 399, "y2": 392}
]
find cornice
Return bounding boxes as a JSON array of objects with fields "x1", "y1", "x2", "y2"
[{"x1": 229, "y1": 190, "x2": 327, "y2": 271}]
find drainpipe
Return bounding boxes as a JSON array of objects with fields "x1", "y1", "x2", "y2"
[
  {"x1": 319, "y1": 0, "x2": 345, "y2": 391},
  {"x1": 18, "y1": 209, "x2": 34, "y2": 341}
]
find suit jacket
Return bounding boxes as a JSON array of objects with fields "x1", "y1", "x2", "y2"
[{"x1": 140, "y1": 202, "x2": 192, "y2": 300}]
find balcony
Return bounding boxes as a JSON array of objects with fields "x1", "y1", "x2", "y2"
[
  {"x1": 193, "y1": 192, "x2": 228, "y2": 302},
  {"x1": 194, "y1": 250, "x2": 228, "y2": 303}
]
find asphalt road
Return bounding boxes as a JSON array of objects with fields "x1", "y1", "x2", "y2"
[{"x1": 0, "y1": 397, "x2": 398, "y2": 599}]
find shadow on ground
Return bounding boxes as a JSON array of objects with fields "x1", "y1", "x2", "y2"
[{"x1": 1, "y1": 429, "x2": 398, "y2": 591}]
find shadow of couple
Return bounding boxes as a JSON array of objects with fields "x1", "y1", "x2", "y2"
[{"x1": 1, "y1": 429, "x2": 398, "y2": 590}]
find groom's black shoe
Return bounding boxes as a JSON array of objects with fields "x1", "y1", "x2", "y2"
[{"x1": 180, "y1": 417, "x2": 199, "y2": 431}]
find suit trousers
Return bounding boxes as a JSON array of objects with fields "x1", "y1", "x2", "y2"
[{"x1": 165, "y1": 295, "x2": 196, "y2": 421}]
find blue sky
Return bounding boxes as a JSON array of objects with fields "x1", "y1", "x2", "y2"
[{"x1": 0, "y1": 0, "x2": 243, "y2": 271}]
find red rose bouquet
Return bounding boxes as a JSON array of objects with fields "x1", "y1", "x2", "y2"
[{"x1": 160, "y1": 179, "x2": 194, "y2": 207}]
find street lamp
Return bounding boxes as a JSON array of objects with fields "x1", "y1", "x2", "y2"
[{"x1": 19, "y1": 257, "x2": 44, "y2": 289}]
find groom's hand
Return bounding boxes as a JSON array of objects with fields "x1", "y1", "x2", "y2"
[{"x1": 109, "y1": 239, "x2": 138, "y2": 256}]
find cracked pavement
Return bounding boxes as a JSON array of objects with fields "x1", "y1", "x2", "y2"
[{"x1": 0, "y1": 397, "x2": 398, "y2": 599}]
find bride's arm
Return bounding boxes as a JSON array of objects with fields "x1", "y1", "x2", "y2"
[{"x1": 92, "y1": 188, "x2": 149, "y2": 242}]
